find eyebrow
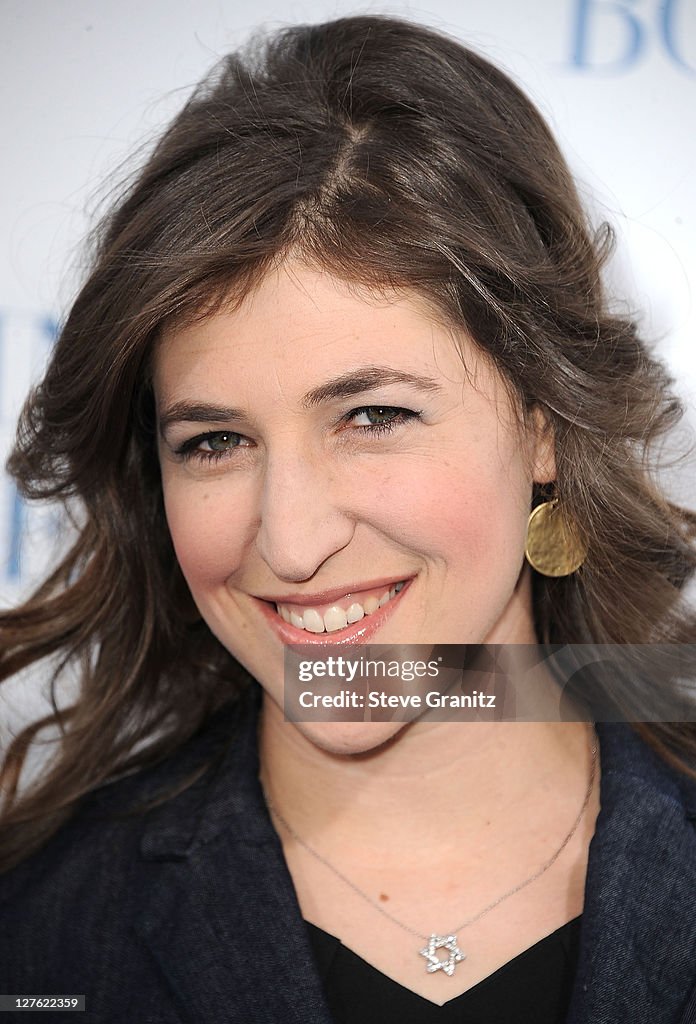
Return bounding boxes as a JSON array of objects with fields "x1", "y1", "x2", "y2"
[{"x1": 158, "y1": 366, "x2": 443, "y2": 435}]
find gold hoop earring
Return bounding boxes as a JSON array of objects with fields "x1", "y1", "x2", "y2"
[{"x1": 525, "y1": 498, "x2": 586, "y2": 577}]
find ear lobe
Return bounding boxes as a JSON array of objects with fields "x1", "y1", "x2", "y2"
[{"x1": 529, "y1": 405, "x2": 557, "y2": 484}]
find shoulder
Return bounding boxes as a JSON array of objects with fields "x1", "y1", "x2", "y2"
[
  {"x1": 593, "y1": 721, "x2": 696, "y2": 868},
  {"x1": 1, "y1": 689, "x2": 256, "y2": 886},
  {"x1": 0, "y1": 690, "x2": 262, "y2": 999},
  {"x1": 595, "y1": 721, "x2": 696, "y2": 819},
  {"x1": 572, "y1": 722, "x2": 696, "y2": 1020}
]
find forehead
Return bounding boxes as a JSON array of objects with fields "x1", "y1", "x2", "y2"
[{"x1": 153, "y1": 259, "x2": 514, "y2": 416}]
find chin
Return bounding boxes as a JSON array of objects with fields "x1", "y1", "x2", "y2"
[{"x1": 294, "y1": 719, "x2": 408, "y2": 757}]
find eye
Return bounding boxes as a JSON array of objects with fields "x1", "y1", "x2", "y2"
[
  {"x1": 202, "y1": 432, "x2": 241, "y2": 451},
  {"x1": 347, "y1": 406, "x2": 421, "y2": 434},
  {"x1": 175, "y1": 430, "x2": 249, "y2": 462}
]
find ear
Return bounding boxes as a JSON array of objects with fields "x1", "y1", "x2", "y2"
[{"x1": 528, "y1": 404, "x2": 557, "y2": 484}]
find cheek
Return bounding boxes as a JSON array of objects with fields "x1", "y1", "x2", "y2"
[
  {"x1": 363, "y1": 452, "x2": 530, "y2": 567},
  {"x1": 161, "y1": 477, "x2": 254, "y2": 592}
]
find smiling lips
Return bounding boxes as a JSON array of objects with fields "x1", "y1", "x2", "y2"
[{"x1": 275, "y1": 581, "x2": 406, "y2": 634}]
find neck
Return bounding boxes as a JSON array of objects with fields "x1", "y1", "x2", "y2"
[{"x1": 258, "y1": 692, "x2": 593, "y2": 861}]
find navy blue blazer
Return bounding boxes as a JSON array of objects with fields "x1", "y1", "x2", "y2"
[{"x1": 2, "y1": 686, "x2": 696, "y2": 1023}]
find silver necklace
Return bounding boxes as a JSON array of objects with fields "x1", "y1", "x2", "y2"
[{"x1": 264, "y1": 726, "x2": 598, "y2": 978}]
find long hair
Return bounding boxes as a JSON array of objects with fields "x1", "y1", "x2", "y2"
[{"x1": 2, "y1": 15, "x2": 695, "y2": 873}]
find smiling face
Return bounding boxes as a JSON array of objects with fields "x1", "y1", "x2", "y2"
[{"x1": 154, "y1": 260, "x2": 556, "y2": 748}]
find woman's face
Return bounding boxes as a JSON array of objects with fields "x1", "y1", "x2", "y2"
[{"x1": 154, "y1": 260, "x2": 555, "y2": 748}]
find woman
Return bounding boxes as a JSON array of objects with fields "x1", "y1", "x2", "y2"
[{"x1": 1, "y1": 14, "x2": 696, "y2": 1023}]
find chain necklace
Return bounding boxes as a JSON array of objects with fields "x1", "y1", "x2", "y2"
[{"x1": 264, "y1": 726, "x2": 598, "y2": 977}]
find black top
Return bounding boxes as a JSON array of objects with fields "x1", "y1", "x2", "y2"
[{"x1": 306, "y1": 916, "x2": 582, "y2": 1024}]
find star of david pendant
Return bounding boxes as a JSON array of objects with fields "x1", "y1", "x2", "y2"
[{"x1": 419, "y1": 934, "x2": 466, "y2": 976}]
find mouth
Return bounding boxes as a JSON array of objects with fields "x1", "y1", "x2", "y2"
[{"x1": 255, "y1": 577, "x2": 413, "y2": 645}]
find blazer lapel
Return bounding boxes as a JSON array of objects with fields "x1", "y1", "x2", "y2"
[
  {"x1": 567, "y1": 723, "x2": 696, "y2": 1024},
  {"x1": 133, "y1": 688, "x2": 334, "y2": 1024}
]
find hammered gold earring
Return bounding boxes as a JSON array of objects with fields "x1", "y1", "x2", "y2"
[{"x1": 525, "y1": 497, "x2": 586, "y2": 577}]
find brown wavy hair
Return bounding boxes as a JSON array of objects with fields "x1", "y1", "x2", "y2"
[{"x1": 2, "y1": 15, "x2": 695, "y2": 874}]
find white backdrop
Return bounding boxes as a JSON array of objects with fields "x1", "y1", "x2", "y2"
[{"x1": 1, "y1": 0, "x2": 695, "y2": 605}]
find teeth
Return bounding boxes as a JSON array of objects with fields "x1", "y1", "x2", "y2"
[
  {"x1": 303, "y1": 609, "x2": 325, "y2": 633},
  {"x1": 323, "y1": 606, "x2": 348, "y2": 633},
  {"x1": 346, "y1": 603, "x2": 364, "y2": 624},
  {"x1": 275, "y1": 581, "x2": 406, "y2": 634}
]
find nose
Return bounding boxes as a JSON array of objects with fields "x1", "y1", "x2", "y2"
[{"x1": 255, "y1": 448, "x2": 356, "y2": 582}]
